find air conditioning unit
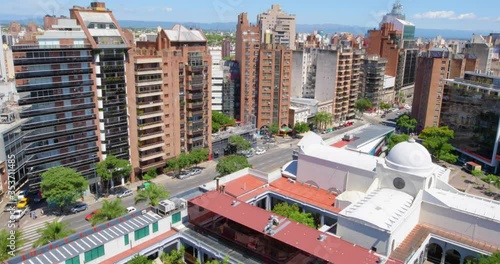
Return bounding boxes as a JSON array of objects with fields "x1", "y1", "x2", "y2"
[{"x1": 343, "y1": 134, "x2": 353, "y2": 141}]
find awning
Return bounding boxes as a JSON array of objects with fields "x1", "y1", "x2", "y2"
[{"x1": 280, "y1": 127, "x2": 292, "y2": 132}]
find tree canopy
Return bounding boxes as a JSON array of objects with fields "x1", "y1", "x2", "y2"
[
  {"x1": 470, "y1": 251, "x2": 500, "y2": 264},
  {"x1": 91, "y1": 199, "x2": 127, "y2": 226},
  {"x1": 96, "y1": 155, "x2": 131, "y2": 193},
  {"x1": 142, "y1": 168, "x2": 158, "y2": 181},
  {"x1": 161, "y1": 246, "x2": 185, "y2": 264},
  {"x1": 388, "y1": 133, "x2": 410, "y2": 151},
  {"x1": 396, "y1": 114, "x2": 417, "y2": 134},
  {"x1": 355, "y1": 98, "x2": 372, "y2": 114},
  {"x1": 312, "y1": 112, "x2": 333, "y2": 130},
  {"x1": 272, "y1": 203, "x2": 316, "y2": 228},
  {"x1": 379, "y1": 102, "x2": 391, "y2": 111},
  {"x1": 34, "y1": 220, "x2": 75, "y2": 247},
  {"x1": 216, "y1": 155, "x2": 252, "y2": 176},
  {"x1": 293, "y1": 122, "x2": 310, "y2": 134},
  {"x1": 164, "y1": 149, "x2": 209, "y2": 173},
  {"x1": 134, "y1": 183, "x2": 170, "y2": 206},
  {"x1": 129, "y1": 254, "x2": 153, "y2": 264},
  {"x1": 212, "y1": 111, "x2": 235, "y2": 133},
  {"x1": 419, "y1": 126, "x2": 458, "y2": 163},
  {"x1": 0, "y1": 229, "x2": 24, "y2": 261},
  {"x1": 269, "y1": 123, "x2": 280, "y2": 135},
  {"x1": 229, "y1": 135, "x2": 251, "y2": 151},
  {"x1": 40, "y1": 167, "x2": 88, "y2": 210}
]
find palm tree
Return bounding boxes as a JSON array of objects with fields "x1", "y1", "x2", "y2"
[
  {"x1": 0, "y1": 229, "x2": 25, "y2": 261},
  {"x1": 135, "y1": 183, "x2": 170, "y2": 206},
  {"x1": 33, "y1": 220, "x2": 75, "y2": 247},
  {"x1": 313, "y1": 112, "x2": 332, "y2": 130},
  {"x1": 91, "y1": 199, "x2": 127, "y2": 226}
]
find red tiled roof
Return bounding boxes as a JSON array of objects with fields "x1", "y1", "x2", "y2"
[
  {"x1": 331, "y1": 139, "x2": 353, "y2": 148},
  {"x1": 223, "y1": 175, "x2": 267, "y2": 198},
  {"x1": 270, "y1": 177, "x2": 340, "y2": 213},
  {"x1": 190, "y1": 191, "x2": 387, "y2": 264},
  {"x1": 100, "y1": 229, "x2": 177, "y2": 264}
]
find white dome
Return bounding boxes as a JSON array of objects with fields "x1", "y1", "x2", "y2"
[{"x1": 385, "y1": 138, "x2": 433, "y2": 175}]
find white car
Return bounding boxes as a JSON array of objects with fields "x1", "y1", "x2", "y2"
[
  {"x1": 117, "y1": 189, "x2": 133, "y2": 198},
  {"x1": 255, "y1": 149, "x2": 266, "y2": 155},
  {"x1": 127, "y1": 207, "x2": 136, "y2": 213},
  {"x1": 11, "y1": 209, "x2": 26, "y2": 222}
]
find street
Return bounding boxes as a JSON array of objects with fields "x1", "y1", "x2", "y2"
[{"x1": 1, "y1": 120, "x2": 369, "y2": 246}]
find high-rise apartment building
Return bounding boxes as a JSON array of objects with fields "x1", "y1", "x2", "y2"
[
  {"x1": 440, "y1": 72, "x2": 500, "y2": 173},
  {"x1": 464, "y1": 33, "x2": 500, "y2": 76},
  {"x1": 257, "y1": 4, "x2": 296, "y2": 50},
  {"x1": 13, "y1": 18, "x2": 99, "y2": 192},
  {"x1": 411, "y1": 48, "x2": 450, "y2": 129},
  {"x1": 221, "y1": 39, "x2": 231, "y2": 59},
  {"x1": 210, "y1": 47, "x2": 223, "y2": 112},
  {"x1": 134, "y1": 24, "x2": 212, "y2": 170},
  {"x1": 221, "y1": 60, "x2": 240, "y2": 120},
  {"x1": 361, "y1": 55, "x2": 395, "y2": 107},
  {"x1": 236, "y1": 13, "x2": 260, "y2": 125},
  {"x1": 0, "y1": 25, "x2": 7, "y2": 82},
  {"x1": 291, "y1": 44, "x2": 363, "y2": 123},
  {"x1": 257, "y1": 44, "x2": 291, "y2": 129}
]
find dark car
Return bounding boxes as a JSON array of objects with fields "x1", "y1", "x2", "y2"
[
  {"x1": 71, "y1": 203, "x2": 88, "y2": 213},
  {"x1": 381, "y1": 114, "x2": 386, "y2": 118}
]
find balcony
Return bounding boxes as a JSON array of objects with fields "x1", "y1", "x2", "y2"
[
  {"x1": 138, "y1": 127, "x2": 163, "y2": 138},
  {"x1": 18, "y1": 91, "x2": 94, "y2": 105},
  {"x1": 12, "y1": 44, "x2": 93, "y2": 51},
  {"x1": 138, "y1": 140, "x2": 164, "y2": 152},
  {"x1": 25, "y1": 136, "x2": 98, "y2": 155},
  {"x1": 103, "y1": 77, "x2": 125, "y2": 85},
  {"x1": 137, "y1": 100, "x2": 163, "y2": 109},
  {"x1": 24, "y1": 125, "x2": 96, "y2": 142},
  {"x1": 139, "y1": 152, "x2": 165, "y2": 162},
  {"x1": 101, "y1": 65, "x2": 124, "y2": 73},
  {"x1": 17, "y1": 80, "x2": 94, "y2": 93},
  {"x1": 14, "y1": 56, "x2": 92, "y2": 66},
  {"x1": 188, "y1": 136, "x2": 204, "y2": 144},
  {"x1": 15, "y1": 68, "x2": 93, "y2": 79},
  {"x1": 187, "y1": 93, "x2": 203, "y2": 100},
  {"x1": 27, "y1": 146, "x2": 99, "y2": 167},
  {"x1": 188, "y1": 110, "x2": 204, "y2": 117},
  {"x1": 140, "y1": 159, "x2": 166, "y2": 171},
  {"x1": 138, "y1": 121, "x2": 163, "y2": 130},
  {"x1": 136, "y1": 78, "x2": 163, "y2": 87},
  {"x1": 187, "y1": 101, "x2": 204, "y2": 109},
  {"x1": 22, "y1": 114, "x2": 96, "y2": 131},
  {"x1": 100, "y1": 54, "x2": 124, "y2": 61},
  {"x1": 135, "y1": 67, "x2": 162, "y2": 75},
  {"x1": 137, "y1": 109, "x2": 163, "y2": 119},
  {"x1": 20, "y1": 103, "x2": 96, "y2": 118}
]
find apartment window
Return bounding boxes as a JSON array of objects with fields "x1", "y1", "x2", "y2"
[
  {"x1": 124, "y1": 234, "x2": 129, "y2": 245},
  {"x1": 165, "y1": 104, "x2": 169, "y2": 108},
  {"x1": 172, "y1": 212, "x2": 181, "y2": 224},
  {"x1": 65, "y1": 256, "x2": 80, "y2": 264},
  {"x1": 84, "y1": 246, "x2": 105, "y2": 263},
  {"x1": 434, "y1": 116, "x2": 438, "y2": 120},
  {"x1": 153, "y1": 222, "x2": 159, "y2": 233},
  {"x1": 166, "y1": 124, "x2": 170, "y2": 128},
  {"x1": 134, "y1": 226, "x2": 150, "y2": 240},
  {"x1": 166, "y1": 134, "x2": 170, "y2": 138}
]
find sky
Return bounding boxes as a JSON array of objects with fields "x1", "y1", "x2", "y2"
[{"x1": 0, "y1": 0, "x2": 499, "y2": 31}]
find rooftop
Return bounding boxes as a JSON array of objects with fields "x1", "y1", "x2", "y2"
[
  {"x1": 223, "y1": 174, "x2": 267, "y2": 197},
  {"x1": 340, "y1": 188, "x2": 414, "y2": 232},
  {"x1": 7, "y1": 209, "x2": 162, "y2": 264},
  {"x1": 164, "y1": 24, "x2": 206, "y2": 42},
  {"x1": 78, "y1": 12, "x2": 114, "y2": 26},
  {"x1": 345, "y1": 125, "x2": 394, "y2": 151},
  {"x1": 301, "y1": 144, "x2": 378, "y2": 173},
  {"x1": 189, "y1": 191, "x2": 386, "y2": 264}
]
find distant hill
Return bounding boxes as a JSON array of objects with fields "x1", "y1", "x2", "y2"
[{"x1": 0, "y1": 17, "x2": 491, "y2": 40}]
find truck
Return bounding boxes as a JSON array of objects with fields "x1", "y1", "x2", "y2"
[{"x1": 157, "y1": 199, "x2": 176, "y2": 215}]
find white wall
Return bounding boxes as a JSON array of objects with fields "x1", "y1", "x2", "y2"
[
  {"x1": 389, "y1": 191, "x2": 423, "y2": 255},
  {"x1": 376, "y1": 164, "x2": 428, "y2": 197},
  {"x1": 336, "y1": 216, "x2": 390, "y2": 253},
  {"x1": 420, "y1": 202, "x2": 500, "y2": 246}
]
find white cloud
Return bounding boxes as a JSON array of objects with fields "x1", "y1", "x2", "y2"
[
  {"x1": 162, "y1": 7, "x2": 173, "y2": 13},
  {"x1": 413, "y1": 11, "x2": 477, "y2": 20}
]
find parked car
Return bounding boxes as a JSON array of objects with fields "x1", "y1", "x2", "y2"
[
  {"x1": 190, "y1": 168, "x2": 202, "y2": 176},
  {"x1": 117, "y1": 189, "x2": 133, "y2": 198},
  {"x1": 11, "y1": 209, "x2": 26, "y2": 222},
  {"x1": 71, "y1": 203, "x2": 88, "y2": 213},
  {"x1": 110, "y1": 186, "x2": 127, "y2": 195},
  {"x1": 321, "y1": 129, "x2": 329, "y2": 134},
  {"x1": 381, "y1": 114, "x2": 386, "y2": 118},
  {"x1": 17, "y1": 198, "x2": 29, "y2": 209},
  {"x1": 3, "y1": 202, "x2": 17, "y2": 212},
  {"x1": 127, "y1": 207, "x2": 136, "y2": 213},
  {"x1": 245, "y1": 151, "x2": 254, "y2": 158},
  {"x1": 85, "y1": 210, "x2": 100, "y2": 221},
  {"x1": 178, "y1": 171, "x2": 191, "y2": 179},
  {"x1": 256, "y1": 148, "x2": 266, "y2": 155},
  {"x1": 17, "y1": 190, "x2": 28, "y2": 201}
]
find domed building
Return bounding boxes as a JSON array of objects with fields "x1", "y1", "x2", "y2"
[{"x1": 291, "y1": 134, "x2": 500, "y2": 263}]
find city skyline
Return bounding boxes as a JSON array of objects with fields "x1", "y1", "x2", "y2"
[{"x1": 0, "y1": 0, "x2": 499, "y2": 32}]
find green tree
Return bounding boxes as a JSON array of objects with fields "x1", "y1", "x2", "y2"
[
  {"x1": 379, "y1": 102, "x2": 391, "y2": 111},
  {"x1": 229, "y1": 135, "x2": 251, "y2": 152},
  {"x1": 470, "y1": 251, "x2": 500, "y2": 264},
  {"x1": 388, "y1": 133, "x2": 410, "y2": 151},
  {"x1": 212, "y1": 111, "x2": 235, "y2": 133},
  {"x1": 91, "y1": 199, "x2": 127, "y2": 226},
  {"x1": 293, "y1": 122, "x2": 310, "y2": 134},
  {"x1": 269, "y1": 123, "x2": 280, "y2": 135},
  {"x1": 178, "y1": 153, "x2": 193, "y2": 172},
  {"x1": 134, "y1": 183, "x2": 170, "y2": 206},
  {"x1": 355, "y1": 98, "x2": 372, "y2": 117},
  {"x1": 129, "y1": 254, "x2": 153, "y2": 264},
  {"x1": 33, "y1": 220, "x2": 75, "y2": 247},
  {"x1": 190, "y1": 149, "x2": 209, "y2": 166},
  {"x1": 313, "y1": 112, "x2": 332, "y2": 130},
  {"x1": 205, "y1": 256, "x2": 230, "y2": 264},
  {"x1": 97, "y1": 155, "x2": 132, "y2": 194},
  {"x1": 396, "y1": 114, "x2": 417, "y2": 134},
  {"x1": 165, "y1": 157, "x2": 180, "y2": 173},
  {"x1": 143, "y1": 168, "x2": 158, "y2": 181},
  {"x1": 482, "y1": 174, "x2": 500, "y2": 191},
  {"x1": 216, "y1": 155, "x2": 252, "y2": 176},
  {"x1": 0, "y1": 229, "x2": 24, "y2": 261},
  {"x1": 419, "y1": 126, "x2": 458, "y2": 163},
  {"x1": 161, "y1": 246, "x2": 185, "y2": 264},
  {"x1": 40, "y1": 167, "x2": 89, "y2": 211},
  {"x1": 272, "y1": 203, "x2": 316, "y2": 228}
]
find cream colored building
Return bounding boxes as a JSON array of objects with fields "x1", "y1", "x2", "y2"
[{"x1": 258, "y1": 4, "x2": 296, "y2": 50}]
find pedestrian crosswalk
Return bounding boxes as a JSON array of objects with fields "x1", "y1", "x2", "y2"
[{"x1": 18, "y1": 216, "x2": 63, "y2": 253}]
